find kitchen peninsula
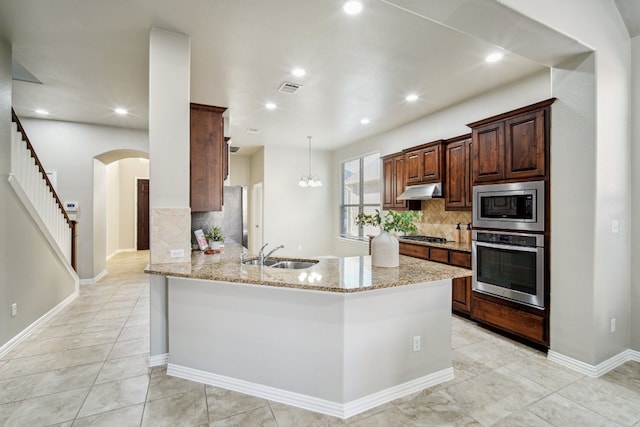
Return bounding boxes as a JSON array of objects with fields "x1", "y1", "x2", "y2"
[{"x1": 146, "y1": 243, "x2": 471, "y2": 419}]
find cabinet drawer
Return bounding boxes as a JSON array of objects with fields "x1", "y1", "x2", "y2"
[
  {"x1": 399, "y1": 243, "x2": 429, "y2": 259},
  {"x1": 472, "y1": 296, "x2": 545, "y2": 344},
  {"x1": 429, "y1": 247, "x2": 449, "y2": 264},
  {"x1": 450, "y1": 251, "x2": 471, "y2": 269}
]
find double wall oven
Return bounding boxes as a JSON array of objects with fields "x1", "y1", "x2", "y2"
[{"x1": 472, "y1": 181, "x2": 546, "y2": 309}]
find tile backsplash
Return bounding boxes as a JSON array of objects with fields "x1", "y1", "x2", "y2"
[
  {"x1": 150, "y1": 207, "x2": 192, "y2": 264},
  {"x1": 414, "y1": 199, "x2": 472, "y2": 242}
]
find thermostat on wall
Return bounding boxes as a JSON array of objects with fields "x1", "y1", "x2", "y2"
[{"x1": 65, "y1": 201, "x2": 79, "y2": 212}]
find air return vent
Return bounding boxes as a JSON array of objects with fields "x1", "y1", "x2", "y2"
[
  {"x1": 278, "y1": 81, "x2": 302, "y2": 94},
  {"x1": 229, "y1": 146, "x2": 240, "y2": 153}
]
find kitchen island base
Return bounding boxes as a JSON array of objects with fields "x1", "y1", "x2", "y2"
[{"x1": 165, "y1": 276, "x2": 454, "y2": 419}]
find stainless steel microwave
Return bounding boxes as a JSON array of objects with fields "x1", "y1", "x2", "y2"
[{"x1": 472, "y1": 181, "x2": 545, "y2": 232}]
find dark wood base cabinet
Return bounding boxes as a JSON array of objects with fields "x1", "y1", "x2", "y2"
[
  {"x1": 452, "y1": 276, "x2": 471, "y2": 314},
  {"x1": 471, "y1": 291, "x2": 548, "y2": 347},
  {"x1": 399, "y1": 242, "x2": 472, "y2": 316}
]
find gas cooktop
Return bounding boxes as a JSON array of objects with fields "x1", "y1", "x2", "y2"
[{"x1": 402, "y1": 235, "x2": 448, "y2": 243}]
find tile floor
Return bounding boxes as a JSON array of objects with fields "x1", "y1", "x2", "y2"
[{"x1": 1, "y1": 251, "x2": 639, "y2": 426}]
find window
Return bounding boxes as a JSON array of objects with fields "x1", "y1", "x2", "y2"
[{"x1": 340, "y1": 152, "x2": 380, "y2": 240}]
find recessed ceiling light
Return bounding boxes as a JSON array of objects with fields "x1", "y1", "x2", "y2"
[
  {"x1": 114, "y1": 108, "x2": 128, "y2": 115},
  {"x1": 485, "y1": 52, "x2": 504, "y2": 63},
  {"x1": 405, "y1": 94, "x2": 419, "y2": 102},
  {"x1": 292, "y1": 68, "x2": 306, "y2": 77},
  {"x1": 343, "y1": 1, "x2": 363, "y2": 15},
  {"x1": 265, "y1": 102, "x2": 277, "y2": 110},
  {"x1": 35, "y1": 109, "x2": 49, "y2": 115},
  {"x1": 360, "y1": 118, "x2": 371, "y2": 125}
]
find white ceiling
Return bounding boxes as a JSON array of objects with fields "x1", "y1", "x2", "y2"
[{"x1": 1, "y1": 0, "x2": 633, "y2": 152}]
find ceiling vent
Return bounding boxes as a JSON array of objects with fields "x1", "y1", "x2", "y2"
[
  {"x1": 278, "y1": 81, "x2": 302, "y2": 94},
  {"x1": 245, "y1": 128, "x2": 260, "y2": 134},
  {"x1": 229, "y1": 146, "x2": 240, "y2": 153}
]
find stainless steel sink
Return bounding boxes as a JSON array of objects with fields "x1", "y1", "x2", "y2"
[
  {"x1": 269, "y1": 260, "x2": 318, "y2": 269},
  {"x1": 242, "y1": 258, "x2": 318, "y2": 269}
]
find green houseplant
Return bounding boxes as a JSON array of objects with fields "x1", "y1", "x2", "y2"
[
  {"x1": 355, "y1": 209, "x2": 422, "y2": 234},
  {"x1": 356, "y1": 210, "x2": 422, "y2": 267},
  {"x1": 205, "y1": 226, "x2": 225, "y2": 250}
]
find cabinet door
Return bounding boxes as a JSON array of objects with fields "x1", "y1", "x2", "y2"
[
  {"x1": 452, "y1": 276, "x2": 471, "y2": 314},
  {"x1": 382, "y1": 157, "x2": 395, "y2": 209},
  {"x1": 505, "y1": 109, "x2": 546, "y2": 180},
  {"x1": 405, "y1": 150, "x2": 422, "y2": 185},
  {"x1": 465, "y1": 140, "x2": 473, "y2": 207},
  {"x1": 421, "y1": 144, "x2": 442, "y2": 182},
  {"x1": 445, "y1": 140, "x2": 466, "y2": 209},
  {"x1": 190, "y1": 104, "x2": 227, "y2": 212},
  {"x1": 393, "y1": 156, "x2": 408, "y2": 209},
  {"x1": 472, "y1": 122, "x2": 505, "y2": 184}
]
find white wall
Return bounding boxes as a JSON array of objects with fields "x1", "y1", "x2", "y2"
[
  {"x1": 501, "y1": 0, "x2": 632, "y2": 369},
  {"x1": 0, "y1": 40, "x2": 76, "y2": 349},
  {"x1": 106, "y1": 162, "x2": 120, "y2": 257},
  {"x1": 263, "y1": 145, "x2": 333, "y2": 257},
  {"x1": 229, "y1": 155, "x2": 250, "y2": 187},
  {"x1": 332, "y1": 71, "x2": 551, "y2": 256},
  {"x1": 118, "y1": 158, "x2": 149, "y2": 251},
  {"x1": 106, "y1": 158, "x2": 150, "y2": 258},
  {"x1": 631, "y1": 35, "x2": 640, "y2": 352},
  {"x1": 21, "y1": 118, "x2": 148, "y2": 280}
]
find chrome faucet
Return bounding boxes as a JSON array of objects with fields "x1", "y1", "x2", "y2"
[
  {"x1": 264, "y1": 244, "x2": 285, "y2": 263},
  {"x1": 257, "y1": 243, "x2": 284, "y2": 265}
]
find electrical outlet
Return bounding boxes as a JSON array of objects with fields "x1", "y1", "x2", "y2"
[
  {"x1": 611, "y1": 318, "x2": 616, "y2": 333},
  {"x1": 170, "y1": 249, "x2": 184, "y2": 258},
  {"x1": 413, "y1": 335, "x2": 421, "y2": 352},
  {"x1": 11, "y1": 303, "x2": 17, "y2": 317},
  {"x1": 612, "y1": 220, "x2": 619, "y2": 234}
]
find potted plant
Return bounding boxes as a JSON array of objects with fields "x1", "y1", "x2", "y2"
[
  {"x1": 356, "y1": 209, "x2": 422, "y2": 267},
  {"x1": 205, "y1": 225, "x2": 225, "y2": 250}
]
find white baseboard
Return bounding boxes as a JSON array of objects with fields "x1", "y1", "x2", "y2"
[
  {"x1": 107, "y1": 248, "x2": 137, "y2": 261},
  {"x1": 167, "y1": 363, "x2": 454, "y2": 419},
  {"x1": 548, "y1": 348, "x2": 640, "y2": 377},
  {"x1": 148, "y1": 353, "x2": 169, "y2": 367},
  {"x1": 79, "y1": 269, "x2": 107, "y2": 285},
  {"x1": 0, "y1": 291, "x2": 78, "y2": 359}
]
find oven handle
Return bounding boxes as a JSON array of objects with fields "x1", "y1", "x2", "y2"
[{"x1": 473, "y1": 241, "x2": 541, "y2": 252}]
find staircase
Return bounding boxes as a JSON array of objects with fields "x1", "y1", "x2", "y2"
[{"x1": 8, "y1": 109, "x2": 77, "y2": 270}]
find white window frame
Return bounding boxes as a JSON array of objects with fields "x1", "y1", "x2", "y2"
[{"x1": 339, "y1": 151, "x2": 381, "y2": 241}]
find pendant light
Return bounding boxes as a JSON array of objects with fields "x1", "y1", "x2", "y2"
[{"x1": 298, "y1": 136, "x2": 322, "y2": 187}]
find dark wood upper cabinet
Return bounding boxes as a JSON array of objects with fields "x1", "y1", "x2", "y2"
[
  {"x1": 505, "y1": 109, "x2": 545, "y2": 180},
  {"x1": 382, "y1": 153, "x2": 420, "y2": 211},
  {"x1": 468, "y1": 98, "x2": 554, "y2": 185},
  {"x1": 472, "y1": 121, "x2": 505, "y2": 184},
  {"x1": 403, "y1": 140, "x2": 444, "y2": 186},
  {"x1": 444, "y1": 134, "x2": 472, "y2": 210},
  {"x1": 190, "y1": 103, "x2": 227, "y2": 212}
]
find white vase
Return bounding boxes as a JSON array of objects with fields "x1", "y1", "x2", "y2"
[
  {"x1": 208, "y1": 240, "x2": 222, "y2": 250},
  {"x1": 371, "y1": 230, "x2": 399, "y2": 267}
]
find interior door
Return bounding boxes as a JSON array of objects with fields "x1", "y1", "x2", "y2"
[{"x1": 137, "y1": 179, "x2": 150, "y2": 250}]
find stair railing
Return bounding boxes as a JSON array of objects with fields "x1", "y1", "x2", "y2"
[{"x1": 9, "y1": 109, "x2": 77, "y2": 270}]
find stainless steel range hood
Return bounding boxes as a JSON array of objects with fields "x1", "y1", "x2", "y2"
[{"x1": 396, "y1": 183, "x2": 442, "y2": 200}]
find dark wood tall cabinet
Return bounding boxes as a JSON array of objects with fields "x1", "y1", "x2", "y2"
[
  {"x1": 190, "y1": 103, "x2": 227, "y2": 212},
  {"x1": 444, "y1": 134, "x2": 472, "y2": 210}
]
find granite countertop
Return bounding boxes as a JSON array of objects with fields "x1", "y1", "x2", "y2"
[
  {"x1": 145, "y1": 243, "x2": 471, "y2": 293},
  {"x1": 398, "y1": 238, "x2": 472, "y2": 253}
]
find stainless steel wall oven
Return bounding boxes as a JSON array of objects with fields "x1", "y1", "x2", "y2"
[{"x1": 472, "y1": 230, "x2": 545, "y2": 309}]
